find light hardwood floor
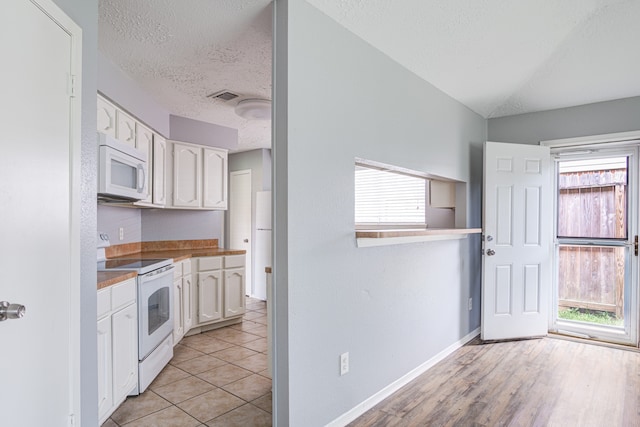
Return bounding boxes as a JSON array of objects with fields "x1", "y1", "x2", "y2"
[{"x1": 350, "y1": 337, "x2": 640, "y2": 426}]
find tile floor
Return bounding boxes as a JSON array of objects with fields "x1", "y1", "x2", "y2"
[{"x1": 102, "y1": 298, "x2": 272, "y2": 427}]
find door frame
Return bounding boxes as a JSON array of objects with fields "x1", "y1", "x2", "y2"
[
  {"x1": 229, "y1": 169, "x2": 253, "y2": 295},
  {"x1": 542, "y1": 130, "x2": 640, "y2": 346},
  {"x1": 2, "y1": 0, "x2": 83, "y2": 422}
]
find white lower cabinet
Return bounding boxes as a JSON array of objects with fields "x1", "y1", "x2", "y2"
[
  {"x1": 97, "y1": 278, "x2": 138, "y2": 425},
  {"x1": 197, "y1": 268, "x2": 222, "y2": 323},
  {"x1": 194, "y1": 255, "x2": 245, "y2": 328},
  {"x1": 173, "y1": 259, "x2": 193, "y2": 345},
  {"x1": 112, "y1": 303, "x2": 138, "y2": 400},
  {"x1": 172, "y1": 255, "x2": 245, "y2": 343},
  {"x1": 224, "y1": 255, "x2": 246, "y2": 318},
  {"x1": 97, "y1": 316, "x2": 113, "y2": 420}
]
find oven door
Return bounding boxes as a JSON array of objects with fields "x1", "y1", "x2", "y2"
[{"x1": 138, "y1": 266, "x2": 174, "y2": 359}]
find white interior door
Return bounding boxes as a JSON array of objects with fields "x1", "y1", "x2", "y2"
[
  {"x1": 0, "y1": 0, "x2": 81, "y2": 424},
  {"x1": 482, "y1": 141, "x2": 552, "y2": 340},
  {"x1": 230, "y1": 170, "x2": 252, "y2": 295}
]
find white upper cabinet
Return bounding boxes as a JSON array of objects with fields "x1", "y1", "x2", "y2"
[
  {"x1": 97, "y1": 94, "x2": 167, "y2": 207},
  {"x1": 173, "y1": 142, "x2": 202, "y2": 208},
  {"x1": 168, "y1": 140, "x2": 228, "y2": 210},
  {"x1": 115, "y1": 110, "x2": 136, "y2": 147},
  {"x1": 135, "y1": 123, "x2": 153, "y2": 204},
  {"x1": 96, "y1": 94, "x2": 227, "y2": 211},
  {"x1": 203, "y1": 147, "x2": 228, "y2": 209},
  {"x1": 152, "y1": 135, "x2": 167, "y2": 206},
  {"x1": 97, "y1": 96, "x2": 117, "y2": 138}
]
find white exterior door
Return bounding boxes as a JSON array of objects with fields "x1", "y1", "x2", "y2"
[
  {"x1": 482, "y1": 142, "x2": 552, "y2": 340},
  {"x1": 0, "y1": 0, "x2": 81, "y2": 424},
  {"x1": 230, "y1": 170, "x2": 252, "y2": 295}
]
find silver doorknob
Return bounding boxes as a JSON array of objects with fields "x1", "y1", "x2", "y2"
[
  {"x1": 0, "y1": 301, "x2": 26, "y2": 322},
  {"x1": 244, "y1": 239, "x2": 249, "y2": 243},
  {"x1": 486, "y1": 249, "x2": 496, "y2": 256}
]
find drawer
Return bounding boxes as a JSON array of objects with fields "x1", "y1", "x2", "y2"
[
  {"x1": 97, "y1": 287, "x2": 111, "y2": 319},
  {"x1": 224, "y1": 255, "x2": 245, "y2": 269},
  {"x1": 111, "y1": 277, "x2": 137, "y2": 312},
  {"x1": 182, "y1": 259, "x2": 192, "y2": 275},
  {"x1": 197, "y1": 256, "x2": 222, "y2": 271}
]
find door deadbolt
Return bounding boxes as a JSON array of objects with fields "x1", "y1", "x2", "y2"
[
  {"x1": 486, "y1": 235, "x2": 494, "y2": 242},
  {"x1": 0, "y1": 301, "x2": 26, "y2": 322}
]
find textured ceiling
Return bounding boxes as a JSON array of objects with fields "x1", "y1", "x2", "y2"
[
  {"x1": 309, "y1": 0, "x2": 640, "y2": 118},
  {"x1": 98, "y1": 0, "x2": 273, "y2": 152},
  {"x1": 99, "y1": 0, "x2": 640, "y2": 152}
]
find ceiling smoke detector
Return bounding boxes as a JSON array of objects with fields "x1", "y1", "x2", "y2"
[
  {"x1": 207, "y1": 90, "x2": 240, "y2": 102},
  {"x1": 234, "y1": 98, "x2": 271, "y2": 120}
]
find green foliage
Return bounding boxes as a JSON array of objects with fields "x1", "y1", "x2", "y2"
[{"x1": 558, "y1": 307, "x2": 623, "y2": 326}]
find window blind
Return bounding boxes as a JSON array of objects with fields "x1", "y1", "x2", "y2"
[{"x1": 355, "y1": 166, "x2": 426, "y2": 224}]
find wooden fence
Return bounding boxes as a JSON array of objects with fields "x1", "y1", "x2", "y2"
[{"x1": 557, "y1": 168, "x2": 626, "y2": 317}]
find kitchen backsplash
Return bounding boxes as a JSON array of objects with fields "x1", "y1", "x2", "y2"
[{"x1": 97, "y1": 205, "x2": 223, "y2": 246}]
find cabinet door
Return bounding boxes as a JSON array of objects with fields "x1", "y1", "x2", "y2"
[
  {"x1": 135, "y1": 123, "x2": 153, "y2": 203},
  {"x1": 203, "y1": 147, "x2": 228, "y2": 209},
  {"x1": 153, "y1": 135, "x2": 167, "y2": 206},
  {"x1": 111, "y1": 303, "x2": 138, "y2": 404},
  {"x1": 173, "y1": 277, "x2": 184, "y2": 344},
  {"x1": 198, "y1": 270, "x2": 222, "y2": 323},
  {"x1": 97, "y1": 316, "x2": 113, "y2": 424},
  {"x1": 183, "y1": 273, "x2": 193, "y2": 332},
  {"x1": 173, "y1": 142, "x2": 202, "y2": 207},
  {"x1": 116, "y1": 110, "x2": 136, "y2": 147},
  {"x1": 97, "y1": 96, "x2": 117, "y2": 138},
  {"x1": 224, "y1": 268, "x2": 246, "y2": 318}
]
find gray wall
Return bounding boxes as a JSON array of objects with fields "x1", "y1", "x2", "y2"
[
  {"x1": 98, "y1": 52, "x2": 171, "y2": 136},
  {"x1": 169, "y1": 115, "x2": 238, "y2": 150},
  {"x1": 274, "y1": 2, "x2": 486, "y2": 425},
  {"x1": 97, "y1": 206, "x2": 142, "y2": 244},
  {"x1": 142, "y1": 209, "x2": 224, "y2": 242},
  {"x1": 488, "y1": 96, "x2": 640, "y2": 145},
  {"x1": 52, "y1": 0, "x2": 98, "y2": 425}
]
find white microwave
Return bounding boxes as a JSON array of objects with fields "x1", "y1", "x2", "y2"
[{"x1": 98, "y1": 132, "x2": 148, "y2": 201}]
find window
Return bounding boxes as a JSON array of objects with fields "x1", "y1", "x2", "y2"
[{"x1": 355, "y1": 162, "x2": 426, "y2": 226}]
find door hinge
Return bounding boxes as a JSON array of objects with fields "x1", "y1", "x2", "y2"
[
  {"x1": 68, "y1": 74, "x2": 77, "y2": 98},
  {"x1": 635, "y1": 235, "x2": 638, "y2": 256}
]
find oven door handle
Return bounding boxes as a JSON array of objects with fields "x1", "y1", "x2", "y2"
[{"x1": 139, "y1": 265, "x2": 174, "y2": 282}]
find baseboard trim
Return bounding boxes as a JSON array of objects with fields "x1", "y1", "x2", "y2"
[{"x1": 326, "y1": 327, "x2": 480, "y2": 427}]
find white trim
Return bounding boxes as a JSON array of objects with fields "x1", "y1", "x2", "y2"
[
  {"x1": 356, "y1": 232, "x2": 471, "y2": 247},
  {"x1": 31, "y1": 0, "x2": 84, "y2": 422},
  {"x1": 541, "y1": 130, "x2": 640, "y2": 148},
  {"x1": 326, "y1": 328, "x2": 480, "y2": 427},
  {"x1": 549, "y1": 144, "x2": 639, "y2": 346}
]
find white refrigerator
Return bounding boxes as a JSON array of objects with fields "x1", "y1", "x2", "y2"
[{"x1": 253, "y1": 191, "x2": 272, "y2": 301}]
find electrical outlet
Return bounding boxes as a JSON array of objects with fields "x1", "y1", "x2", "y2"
[
  {"x1": 119, "y1": 227, "x2": 124, "y2": 241},
  {"x1": 468, "y1": 297, "x2": 473, "y2": 311},
  {"x1": 340, "y1": 352, "x2": 349, "y2": 376}
]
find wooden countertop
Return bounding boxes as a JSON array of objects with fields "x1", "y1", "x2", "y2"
[
  {"x1": 355, "y1": 228, "x2": 482, "y2": 238},
  {"x1": 130, "y1": 248, "x2": 246, "y2": 263},
  {"x1": 97, "y1": 271, "x2": 137, "y2": 290},
  {"x1": 97, "y1": 239, "x2": 246, "y2": 290}
]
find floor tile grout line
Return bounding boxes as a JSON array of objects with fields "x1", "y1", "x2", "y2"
[{"x1": 107, "y1": 297, "x2": 271, "y2": 427}]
